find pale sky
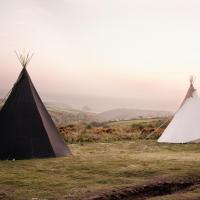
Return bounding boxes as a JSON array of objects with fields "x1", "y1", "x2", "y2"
[{"x1": 1, "y1": 0, "x2": 200, "y2": 112}]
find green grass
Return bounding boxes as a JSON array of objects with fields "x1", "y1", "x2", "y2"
[
  {"x1": 107, "y1": 118, "x2": 166, "y2": 127},
  {"x1": 0, "y1": 140, "x2": 200, "y2": 199}
]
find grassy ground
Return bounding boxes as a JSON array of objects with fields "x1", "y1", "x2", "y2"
[{"x1": 0, "y1": 140, "x2": 200, "y2": 199}]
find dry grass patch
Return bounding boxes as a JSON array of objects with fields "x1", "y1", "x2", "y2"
[{"x1": 0, "y1": 140, "x2": 199, "y2": 199}]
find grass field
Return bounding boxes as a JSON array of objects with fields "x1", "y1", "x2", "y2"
[{"x1": 0, "y1": 140, "x2": 200, "y2": 199}]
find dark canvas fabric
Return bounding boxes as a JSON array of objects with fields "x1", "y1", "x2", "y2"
[{"x1": 0, "y1": 68, "x2": 71, "y2": 159}]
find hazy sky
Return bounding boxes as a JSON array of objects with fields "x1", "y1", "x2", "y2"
[{"x1": 1, "y1": 0, "x2": 200, "y2": 112}]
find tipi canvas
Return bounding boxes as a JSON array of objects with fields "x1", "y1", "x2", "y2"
[
  {"x1": 158, "y1": 78, "x2": 200, "y2": 143},
  {"x1": 0, "y1": 53, "x2": 71, "y2": 159}
]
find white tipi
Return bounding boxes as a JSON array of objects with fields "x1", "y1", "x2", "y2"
[{"x1": 158, "y1": 77, "x2": 200, "y2": 143}]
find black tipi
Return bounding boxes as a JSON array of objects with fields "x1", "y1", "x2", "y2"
[{"x1": 0, "y1": 53, "x2": 71, "y2": 159}]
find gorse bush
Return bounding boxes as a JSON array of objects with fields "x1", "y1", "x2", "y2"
[{"x1": 59, "y1": 118, "x2": 168, "y2": 144}]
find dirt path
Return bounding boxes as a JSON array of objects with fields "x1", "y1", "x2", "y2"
[{"x1": 82, "y1": 179, "x2": 200, "y2": 200}]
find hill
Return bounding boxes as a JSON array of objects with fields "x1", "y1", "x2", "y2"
[
  {"x1": 97, "y1": 108, "x2": 172, "y2": 122},
  {"x1": 0, "y1": 100, "x2": 96, "y2": 125},
  {"x1": 49, "y1": 106, "x2": 172, "y2": 125},
  {"x1": 46, "y1": 102, "x2": 97, "y2": 125},
  {"x1": 0, "y1": 99, "x2": 3, "y2": 109},
  {"x1": 0, "y1": 100, "x2": 172, "y2": 124}
]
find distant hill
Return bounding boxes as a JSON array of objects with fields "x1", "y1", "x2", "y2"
[
  {"x1": 50, "y1": 110, "x2": 96, "y2": 125},
  {"x1": 0, "y1": 99, "x2": 3, "y2": 109},
  {"x1": 0, "y1": 100, "x2": 172, "y2": 125},
  {"x1": 45, "y1": 102, "x2": 97, "y2": 125},
  {"x1": 0, "y1": 101, "x2": 97, "y2": 125},
  {"x1": 47, "y1": 105, "x2": 173, "y2": 124},
  {"x1": 97, "y1": 108, "x2": 172, "y2": 122}
]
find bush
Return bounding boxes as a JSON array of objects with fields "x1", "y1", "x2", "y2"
[
  {"x1": 131, "y1": 123, "x2": 144, "y2": 130},
  {"x1": 85, "y1": 124, "x2": 92, "y2": 129}
]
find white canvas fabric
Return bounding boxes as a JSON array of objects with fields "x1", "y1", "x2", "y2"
[{"x1": 158, "y1": 94, "x2": 200, "y2": 143}]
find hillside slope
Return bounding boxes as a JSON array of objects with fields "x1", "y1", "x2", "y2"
[
  {"x1": 0, "y1": 100, "x2": 172, "y2": 124},
  {"x1": 46, "y1": 102, "x2": 97, "y2": 125},
  {"x1": 97, "y1": 108, "x2": 172, "y2": 122}
]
